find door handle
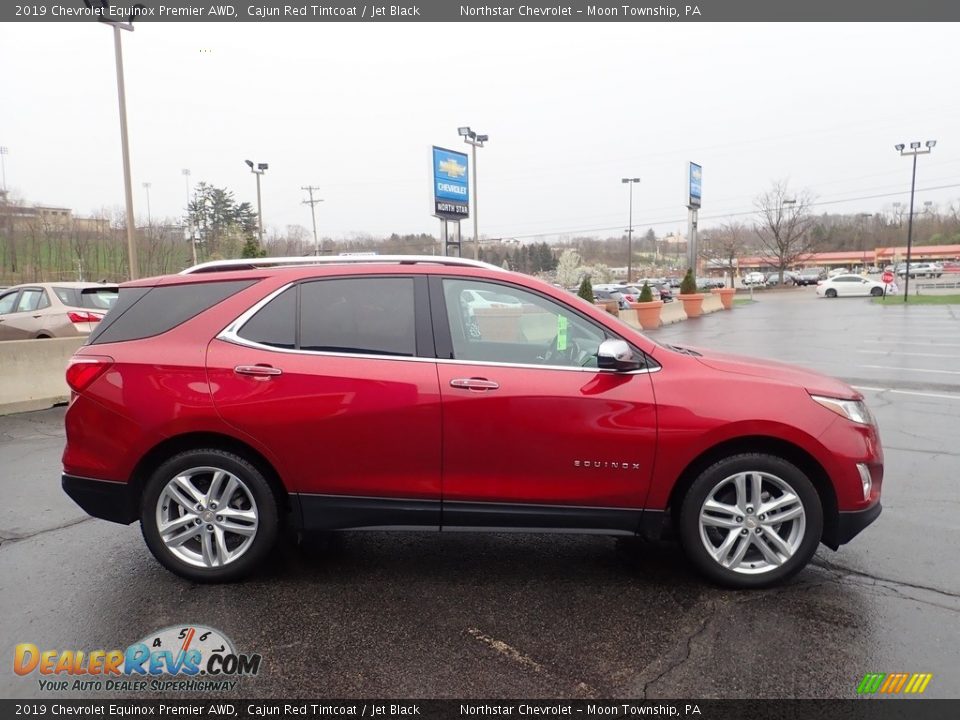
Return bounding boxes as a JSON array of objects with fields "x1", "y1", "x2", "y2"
[
  {"x1": 32, "y1": 314, "x2": 42, "y2": 318},
  {"x1": 450, "y1": 377, "x2": 500, "y2": 391},
  {"x1": 234, "y1": 364, "x2": 283, "y2": 380}
]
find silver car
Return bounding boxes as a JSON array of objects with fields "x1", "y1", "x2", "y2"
[{"x1": 0, "y1": 282, "x2": 117, "y2": 340}]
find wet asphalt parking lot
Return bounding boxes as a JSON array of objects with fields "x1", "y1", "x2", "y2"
[{"x1": 1, "y1": 287, "x2": 958, "y2": 700}]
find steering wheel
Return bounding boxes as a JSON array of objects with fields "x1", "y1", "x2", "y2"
[{"x1": 538, "y1": 336, "x2": 593, "y2": 367}]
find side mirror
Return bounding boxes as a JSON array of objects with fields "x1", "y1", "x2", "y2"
[{"x1": 596, "y1": 339, "x2": 641, "y2": 372}]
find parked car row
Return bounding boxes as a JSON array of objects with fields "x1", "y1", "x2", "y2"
[{"x1": 0, "y1": 282, "x2": 118, "y2": 341}]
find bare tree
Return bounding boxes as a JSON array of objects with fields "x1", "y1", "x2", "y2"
[
  {"x1": 700, "y1": 221, "x2": 750, "y2": 288},
  {"x1": 754, "y1": 182, "x2": 818, "y2": 282}
]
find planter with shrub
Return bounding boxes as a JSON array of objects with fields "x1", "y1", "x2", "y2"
[
  {"x1": 677, "y1": 269, "x2": 705, "y2": 318},
  {"x1": 630, "y1": 282, "x2": 664, "y2": 330}
]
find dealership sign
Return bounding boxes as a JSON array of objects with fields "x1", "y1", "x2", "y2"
[
  {"x1": 688, "y1": 162, "x2": 702, "y2": 208},
  {"x1": 433, "y1": 146, "x2": 469, "y2": 219}
]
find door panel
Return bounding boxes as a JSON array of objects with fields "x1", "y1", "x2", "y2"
[
  {"x1": 432, "y1": 276, "x2": 658, "y2": 513},
  {"x1": 207, "y1": 276, "x2": 442, "y2": 507},
  {"x1": 208, "y1": 341, "x2": 442, "y2": 500},
  {"x1": 437, "y1": 363, "x2": 657, "y2": 508}
]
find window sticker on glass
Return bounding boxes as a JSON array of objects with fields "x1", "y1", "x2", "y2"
[{"x1": 556, "y1": 315, "x2": 568, "y2": 351}]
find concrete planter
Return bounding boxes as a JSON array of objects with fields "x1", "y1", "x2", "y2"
[
  {"x1": 711, "y1": 287, "x2": 737, "y2": 310},
  {"x1": 630, "y1": 301, "x2": 663, "y2": 330},
  {"x1": 677, "y1": 293, "x2": 705, "y2": 318}
]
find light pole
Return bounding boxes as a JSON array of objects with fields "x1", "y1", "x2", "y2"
[
  {"x1": 94, "y1": 19, "x2": 139, "y2": 279},
  {"x1": 855, "y1": 213, "x2": 872, "y2": 271},
  {"x1": 245, "y1": 160, "x2": 268, "y2": 246},
  {"x1": 895, "y1": 140, "x2": 936, "y2": 302},
  {"x1": 182, "y1": 169, "x2": 197, "y2": 265},
  {"x1": 0, "y1": 146, "x2": 7, "y2": 191},
  {"x1": 622, "y1": 178, "x2": 640, "y2": 282},
  {"x1": 142, "y1": 182, "x2": 152, "y2": 227},
  {"x1": 458, "y1": 126, "x2": 488, "y2": 260}
]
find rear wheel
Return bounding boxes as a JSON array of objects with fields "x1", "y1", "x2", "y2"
[
  {"x1": 825, "y1": 288, "x2": 837, "y2": 298},
  {"x1": 140, "y1": 449, "x2": 279, "y2": 582},
  {"x1": 870, "y1": 287, "x2": 883, "y2": 297},
  {"x1": 678, "y1": 453, "x2": 823, "y2": 588}
]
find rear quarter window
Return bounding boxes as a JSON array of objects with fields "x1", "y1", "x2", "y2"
[{"x1": 87, "y1": 280, "x2": 255, "y2": 345}]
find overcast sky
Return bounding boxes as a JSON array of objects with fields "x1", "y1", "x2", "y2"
[{"x1": 1, "y1": 22, "x2": 958, "y2": 241}]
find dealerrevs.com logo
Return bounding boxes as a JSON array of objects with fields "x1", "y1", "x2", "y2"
[{"x1": 14, "y1": 625, "x2": 261, "y2": 693}]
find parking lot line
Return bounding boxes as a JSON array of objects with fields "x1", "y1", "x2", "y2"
[
  {"x1": 864, "y1": 340, "x2": 960, "y2": 347},
  {"x1": 858, "y1": 350, "x2": 960, "y2": 358},
  {"x1": 861, "y1": 364, "x2": 960, "y2": 376},
  {"x1": 853, "y1": 386, "x2": 960, "y2": 402}
]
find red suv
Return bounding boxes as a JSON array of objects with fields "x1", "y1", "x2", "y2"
[{"x1": 62, "y1": 256, "x2": 883, "y2": 588}]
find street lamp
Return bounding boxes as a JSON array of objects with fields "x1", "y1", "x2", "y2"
[
  {"x1": 182, "y1": 169, "x2": 197, "y2": 265},
  {"x1": 895, "y1": 140, "x2": 936, "y2": 302},
  {"x1": 458, "y1": 126, "x2": 488, "y2": 260},
  {"x1": 621, "y1": 178, "x2": 641, "y2": 283},
  {"x1": 856, "y1": 213, "x2": 872, "y2": 271},
  {"x1": 90, "y1": 17, "x2": 138, "y2": 279},
  {"x1": 245, "y1": 159, "x2": 268, "y2": 245},
  {"x1": 142, "y1": 182, "x2": 152, "y2": 227}
]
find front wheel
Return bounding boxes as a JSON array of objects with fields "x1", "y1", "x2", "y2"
[
  {"x1": 825, "y1": 288, "x2": 837, "y2": 298},
  {"x1": 678, "y1": 454, "x2": 823, "y2": 588},
  {"x1": 140, "y1": 449, "x2": 280, "y2": 582}
]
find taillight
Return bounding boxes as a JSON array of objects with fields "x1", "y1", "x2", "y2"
[
  {"x1": 66, "y1": 356, "x2": 114, "y2": 393},
  {"x1": 68, "y1": 311, "x2": 104, "y2": 324}
]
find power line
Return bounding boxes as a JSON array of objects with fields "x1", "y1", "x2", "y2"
[{"x1": 500, "y1": 183, "x2": 960, "y2": 240}]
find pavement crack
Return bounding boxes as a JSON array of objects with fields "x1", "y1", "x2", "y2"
[
  {"x1": 0, "y1": 516, "x2": 94, "y2": 545},
  {"x1": 639, "y1": 599, "x2": 719, "y2": 699},
  {"x1": 811, "y1": 558, "x2": 960, "y2": 603}
]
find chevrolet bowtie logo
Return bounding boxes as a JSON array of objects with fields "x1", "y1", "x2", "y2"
[{"x1": 439, "y1": 158, "x2": 467, "y2": 178}]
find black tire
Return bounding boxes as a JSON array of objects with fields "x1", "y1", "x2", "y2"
[
  {"x1": 870, "y1": 287, "x2": 883, "y2": 297},
  {"x1": 677, "y1": 453, "x2": 823, "y2": 589},
  {"x1": 825, "y1": 288, "x2": 837, "y2": 298},
  {"x1": 140, "y1": 449, "x2": 280, "y2": 583}
]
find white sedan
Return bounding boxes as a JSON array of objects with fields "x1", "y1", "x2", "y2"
[{"x1": 816, "y1": 274, "x2": 887, "y2": 298}]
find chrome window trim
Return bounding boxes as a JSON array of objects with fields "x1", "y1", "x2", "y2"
[{"x1": 219, "y1": 281, "x2": 661, "y2": 377}]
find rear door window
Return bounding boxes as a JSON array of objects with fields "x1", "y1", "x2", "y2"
[
  {"x1": 300, "y1": 278, "x2": 416, "y2": 357},
  {"x1": 15, "y1": 289, "x2": 46, "y2": 313}
]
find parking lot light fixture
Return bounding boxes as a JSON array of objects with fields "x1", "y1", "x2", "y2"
[
  {"x1": 621, "y1": 178, "x2": 641, "y2": 283},
  {"x1": 896, "y1": 140, "x2": 936, "y2": 302},
  {"x1": 460, "y1": 126, "x2": 487, "y2": 260},
  {"x1": 245, "y1": 159, "x2": 268, "y2": 245}
]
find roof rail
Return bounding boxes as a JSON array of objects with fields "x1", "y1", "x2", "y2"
[{"x1": 179, "y1": 255, "x2": 505, "y2": 275}]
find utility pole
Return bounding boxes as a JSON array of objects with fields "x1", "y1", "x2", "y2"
[
  {"x1": 142, "y1": 182, "x2": 152, "y2": 227},
  {"x1": 301, "y1": 186, "x2": 324, "y2": 255},
  {"x1": 622, "y1": 178, "x2": 640, "y2": 282}
]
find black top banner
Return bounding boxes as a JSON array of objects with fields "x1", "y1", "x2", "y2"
[{"x1": 4, "y1": 0, "x2": 959, "y2": 22}]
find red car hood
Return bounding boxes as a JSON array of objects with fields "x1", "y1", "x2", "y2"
[{"x1": 668, "y1": 346, "x2": 859, "y2": 399}]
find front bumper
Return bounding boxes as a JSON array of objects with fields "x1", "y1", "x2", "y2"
[
  {"x1": 823, "y1": 501, "x2": 882, "y2": 550},
  {"x1": 62, "y1": 474, "x2": 137, "y2": 525}
]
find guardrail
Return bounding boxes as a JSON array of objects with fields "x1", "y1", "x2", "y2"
[{"x1": 0, "y1": 337, "x2": 84, "y2": 415}]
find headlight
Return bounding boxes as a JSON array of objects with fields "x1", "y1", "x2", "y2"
[{"x1": 811, "y1": 395, "x2": 876, "y2": 425}]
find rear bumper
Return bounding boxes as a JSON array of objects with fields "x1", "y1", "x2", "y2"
[
  {"x1": 62, "y1": 474, "x2": 137, "y2": 525},
  {"x1": 823, "y1": 502, "x2": 882, "y2": 550}
]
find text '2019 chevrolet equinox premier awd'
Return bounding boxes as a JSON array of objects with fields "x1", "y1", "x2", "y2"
[{"x1": 62, "y1": 256, "x2": 882, "y2": 588}]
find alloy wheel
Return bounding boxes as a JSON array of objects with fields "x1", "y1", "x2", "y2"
[
  {"x1": 155, "y1": 466, "x2": 259, "y2": 568},
  {"x1": 698, "y1": 471, "x2": 806, "y2": 575}
]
